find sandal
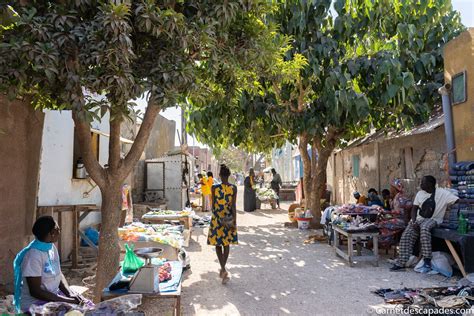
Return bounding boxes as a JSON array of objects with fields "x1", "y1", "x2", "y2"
[
  {"x1": 219, "y1": 269, "x2": 225, "y2": 278},
  {"x1": 222, "y1": 271, "x2": 230, "y2": 284}
]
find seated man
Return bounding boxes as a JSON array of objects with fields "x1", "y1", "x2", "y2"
[
  {"x1": 390, "y1": 175, "x2": 458, "y2": 272},
  {"x1": 353, "y1": 191, "x2": 367, "y2": 205},
  {"x1": 368, "y1": 188, "x2": 384, "y2": 207},
  {"x1": 14, "y1": 216, "x2": 85, "y2": 313}
]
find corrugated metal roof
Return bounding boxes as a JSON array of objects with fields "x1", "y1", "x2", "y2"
[{"x1": 337, "y1": 110, "x2": 445, "y2": 151}]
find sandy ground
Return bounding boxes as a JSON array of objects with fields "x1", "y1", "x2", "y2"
[{"x1": 139, "y1": 186, "x2": 458, "y2": 316}]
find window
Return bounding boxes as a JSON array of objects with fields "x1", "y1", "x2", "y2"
[
  {"x1": 352, "y1": 155, "x2": 360, "y2": 178},
  {"x1": 72, "y1": 128, "x2": 100, "y2": 178},
  {"x1": 452, "y1": 71, "x2": 467, "y2": 105}
]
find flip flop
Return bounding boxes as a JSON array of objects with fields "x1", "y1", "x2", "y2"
[
  {"x1": 222, "y1": 271, "x2": 230, "y2": 284},
  {"x1": 219, "y1": 269, "x2": 225, "y2": 278}
]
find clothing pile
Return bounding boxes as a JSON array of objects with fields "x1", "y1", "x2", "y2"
[
  {"x1": 332, "y1": 214, "x2": 379, "y2": 232},
  {"x1": 333, "y1": 204, "x2": 383, "y2": 215},
  {"x1": 192, "y1": 214, "x2": 211, "y2": 227},
  {"x1": 372, "y1": 286, "x2": 474, "y2": 312},
  {"x1": 28, "y1": 294, "x2": 143, "y2": 316},
  {"x1": 444, "y1": 161, "x2": 474, "y2": 230}
]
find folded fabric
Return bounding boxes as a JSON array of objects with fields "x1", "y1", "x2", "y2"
[{"x1": 453, "y1": 162, "x2": 474, "y2": 171}]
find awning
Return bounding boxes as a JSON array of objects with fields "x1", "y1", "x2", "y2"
[{"x1": 90, "y1": 128, "x2": 134, "y2": 144}]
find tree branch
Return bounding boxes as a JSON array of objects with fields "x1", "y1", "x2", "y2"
[
  {"x1": 297, "y1": 78, "x2": 306, "y2": 112},
  {"x1": 72, "y1": 111, "x2": 107, "y2": 188},
  {"x1": 108, "y1": 115, "x2": 123, "y2": 172},
  {"x1": 121, "y1": 98, "x2": 161, "y2": 177}
]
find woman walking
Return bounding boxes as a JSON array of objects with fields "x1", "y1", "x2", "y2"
[
  {"x1": 244, "y1": 168, "x2": 257, "y2": 212},
  {"x1": 207, "y1": 164, "x2": 238, "y2": 284}
]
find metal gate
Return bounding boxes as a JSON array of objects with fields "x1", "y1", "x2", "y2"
[{"x1": 144, "y1": 161, "x2": 165, "y2": 202}]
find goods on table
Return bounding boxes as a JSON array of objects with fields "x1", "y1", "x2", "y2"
[
  {"x1": 144, "y1": 209, "x2": 193, "y2": 217},
  {"x1": 159, "y1": 262, "x2": 172, "y2": 282},
  {"x1": 256, "y1": 188, "x2": 278, "y2": 201},
  {"x1": 118, "y1": 223, "x2": 184, "y2": 249},
  {"x1": 334, "y1": 204, "x2": 383, "y2": 215}
]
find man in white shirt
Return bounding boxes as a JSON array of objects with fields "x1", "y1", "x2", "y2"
[{"x1": 390, "y1": 175, "x2": 458, "y2": 272}]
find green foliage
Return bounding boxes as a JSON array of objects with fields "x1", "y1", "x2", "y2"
[
  {"x1": 0, "y1": 0, "x2": 279, "y2": 124},
  {"x1": 188, "y1": 0, "x2": 464, "y2": 152}
]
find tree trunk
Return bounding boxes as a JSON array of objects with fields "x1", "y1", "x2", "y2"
[
  {"x1": 73, "y1": 99, "x2": 162, "y2": 301},
  {"x1": 309, "y1": 132, "x2": 338, "y2": 227},
  {"x1": 298, "y1": 133, "x2": 312, "y2": 210},
  {"x1": 94, "y1": 184, "x2": 122, "y2": 300},
  {"x1": 310, "y1": 150, "x2": 331, "y2": 227}
]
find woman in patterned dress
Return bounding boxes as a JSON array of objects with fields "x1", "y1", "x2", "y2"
[{"x1": 207, "y1": 164, "x2": 238, "y2": 284}]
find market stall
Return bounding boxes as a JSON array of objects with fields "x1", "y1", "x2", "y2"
[
  {"x1": 103, "y1": 248, "x2": 184, "y2": 316},
  {"x1": 141, "y1": 209, "x2": 194, "y2": 246},
  {"x1": 118, "y1": 223, "x2": 186, "y2": 260},
  {"x1": 256, "y1": 187, "x2": 278, "y2": 209},
  {"x1": 322, "y1": 203, "x2": 407, "y2": 251}
]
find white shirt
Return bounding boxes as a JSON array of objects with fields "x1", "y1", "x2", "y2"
[
  {"x1": 21, "y1": 245, "x2": 62, "y2": 312},
  {"x1": 414, "y1": 188, "x2": 458, "y2": 224}
]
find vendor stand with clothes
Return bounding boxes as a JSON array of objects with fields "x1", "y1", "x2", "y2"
[{"x1": 322, "y1": 180, "x2": 415, "y2": 265}]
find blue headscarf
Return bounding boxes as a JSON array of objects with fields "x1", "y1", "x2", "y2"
[{"x1": 13, "y1": 239, "x2": 53, "y2": 313}]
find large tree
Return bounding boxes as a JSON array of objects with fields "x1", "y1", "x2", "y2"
[
  {"x1": 189, "y1": 0, "x2": 464, "y2": 225},
  {"x1": 0, "y1": 0, "x2": 278, "y2": 299}
]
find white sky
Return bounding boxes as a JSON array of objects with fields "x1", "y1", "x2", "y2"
[{"x1": 137, "y1": 1, "x2": 474, "y2": 147}]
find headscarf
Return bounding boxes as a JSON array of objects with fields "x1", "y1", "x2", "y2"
[
  {"x1": 390, "y1": 178, "x2": 404, "y2": 193},
  {"x1": 13, "y1": 240, "x2": 53, "y2": 313}
]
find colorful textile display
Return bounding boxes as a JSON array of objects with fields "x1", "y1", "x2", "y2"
[{"x1": 444, "y1": 161, "x2": 474, "y2": 230}]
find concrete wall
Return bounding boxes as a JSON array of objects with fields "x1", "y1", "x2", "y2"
[
  {"x1": 0, "y1": 97, "x2": 44, "y2": 288},
  {"x1": 132, "y1": 114, "x2": 175, "y2": 202},
  {"x1": 444, "y1": 28, "x2": 474, "y2": 161},
  {"x1": 37, "y1": 110, "x2": 110, "y2": 260},
  {"x1": 38, "y1": 110, "x2": 109, "y2": 207},
  {"x1": 328, "y1": 127, "x2": 449, "y2": 205}
]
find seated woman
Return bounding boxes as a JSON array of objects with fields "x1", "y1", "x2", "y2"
[
  {"x1": 14, "y1": 216, "x2": 85, "y2": 313},
  {"x1": 377, "y1": 179, "x2": 413, "y2": 249},
  {"x1": 368, "y1": 188, "x2": 384, "y2": 207}
]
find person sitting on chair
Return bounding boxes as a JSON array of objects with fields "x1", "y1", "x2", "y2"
[{"x1": 390, "y1": 175, "x2": 458, "y2": 272}]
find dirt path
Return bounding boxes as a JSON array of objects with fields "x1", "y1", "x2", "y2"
[{"x1": 144, "y1": 186, "x2": 455, "y2": 315}]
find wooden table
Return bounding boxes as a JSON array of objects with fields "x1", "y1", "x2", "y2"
[
  {"x1": 142, "y1": 213, "x2": 192, "y2": 229},
  {"x1": 432, "y1": 228, "x2": 474, "y2": 277},
  {"x1": 103, "y1": 285, "x2": 181, "y2": 316},
  {"x1": 333, "y1": 225, "x2": 379, "y2": 267},
  {"x1": 141, "y1": 213, "x2": 193, "y2": 247},
  {"x1": 37, "y1": 204, "x2": 100, "y2": 267},
  {"x1": 102, "y1": 262, "x2": 183, "y2": 316}
]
